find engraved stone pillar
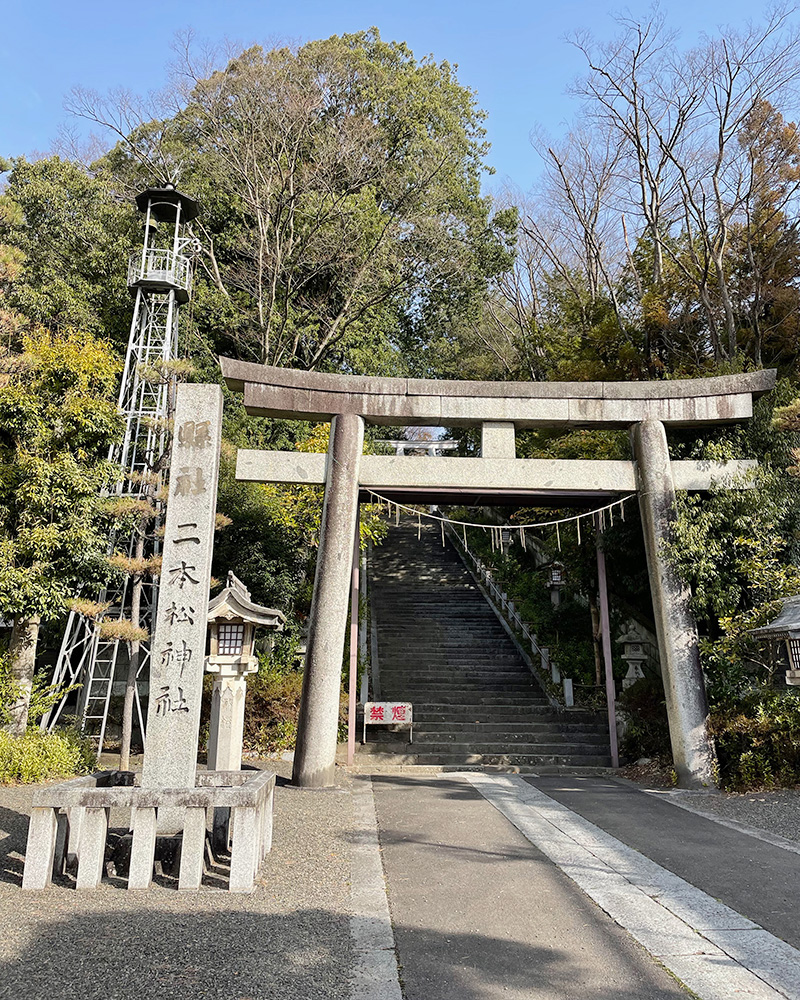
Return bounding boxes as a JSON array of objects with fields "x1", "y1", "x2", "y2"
[
  {"x1": 633, "y1": 419, "x2": 717, "y2": 788},
  {"x1": 293, "y1": 412, "x2": 364, "y2": 787},
  {"x1": 141, "y1": 384, "x2": 224, "y2": 828},
  {"x1": 207, "y1": 673, "x2": 248, "y2": 771}
]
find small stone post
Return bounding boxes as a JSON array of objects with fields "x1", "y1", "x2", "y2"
[
  {"x1": 207, "y1": 674, "x2": 249, "y2": 771},
  {"x1": 141, "y1": 384, "x2": 224, "y2": 826},
  {"x1": 632, "y1": 419, "x2": 717, "y2": 788},
  {"x1": 293, "y1": 412, "x2": 364, "y2": 787}
]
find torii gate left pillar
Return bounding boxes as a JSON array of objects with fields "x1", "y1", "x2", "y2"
[{"x1": 292, "y1": 413, "x2": 364, "y2": 787}]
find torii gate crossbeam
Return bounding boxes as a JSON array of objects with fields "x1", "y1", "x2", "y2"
[{"x1": 221, "y1": 358, "x2": 776, "y2": 790}]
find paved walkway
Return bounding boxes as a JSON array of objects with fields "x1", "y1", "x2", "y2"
[
  {"x1": 370, "y1": 773, "x2": 688, "y2": 999},
  {"x1": 1, "y1": 766, "x2": 800, "y2": 999}
]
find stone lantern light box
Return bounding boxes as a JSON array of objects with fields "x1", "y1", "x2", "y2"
[
  {"x1": 206, "y1": 571, "x2": 285, "y2": 770},
  {"x1": 749, "y1": 595, "x2": 800, "y2": 687},
  {"x1": 618, "y1": 629, "x2": 650, "y2": 690}
]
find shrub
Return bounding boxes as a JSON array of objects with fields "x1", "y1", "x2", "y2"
[
  {"x1": 0, "y1": 653, "x2": 80, "y2": 730},
  {"x1": 244, "y1": 665, "x2": 305, "y2": 754},
  {"x1": 709, "y1": 689, "x2": 800, "y2": 790},
  {"x1": 0, "y1": 728, "x2": 96, "y2": 784},
  {"x1": 617, "y1": 676, "x2": 672, "y2": 762},
  {"x1": 240, "y1": 640, "x2": 351, "y2": 755}
]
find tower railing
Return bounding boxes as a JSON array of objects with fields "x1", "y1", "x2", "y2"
[{"x1": 127, "y1": 249, "x2": 191, "y2": 295}]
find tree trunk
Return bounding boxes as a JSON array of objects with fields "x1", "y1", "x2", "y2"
[
  {"x1": 713, "y1": 249, "x2": 738, "y2": 360},
  {"x1": 6, "y1": 614, "x2": 41, "y2": 737},
  {"x1": 119, "y1": 535, "x2": 144, "y2": 771}
]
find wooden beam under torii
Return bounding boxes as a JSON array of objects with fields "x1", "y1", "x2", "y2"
[{"x1": 220, "y1": 358, "x2": 777, "y2": 791}]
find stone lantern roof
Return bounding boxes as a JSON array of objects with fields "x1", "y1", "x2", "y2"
[
  {"x1": 749, "y1": 596, "x2": 800, "y2": 639},
  {"x1": 207, "y1": 571, "x2": 285, "y2": 630}
]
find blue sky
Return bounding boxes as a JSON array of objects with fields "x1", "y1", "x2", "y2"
[{"x1": 1, "y1": 0, "x2": 784, "y2": 194}]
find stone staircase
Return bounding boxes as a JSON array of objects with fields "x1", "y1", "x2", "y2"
[{"x1": 356, "y1": 521, "x2": 611, "y2": 769}]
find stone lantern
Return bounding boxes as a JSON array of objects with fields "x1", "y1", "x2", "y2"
[
  {"x1": 547, "y1": 562, "x2": 565, "y2": 606},
  {"x1": 617, "y1": 629, "x2": 649, "y2": 689},
  {"x1": 749, "y1": 596, "x2": 800, "y2": 686},
  {"x1": 206, "y1": 572, "x2": 285, "y2": 770}
]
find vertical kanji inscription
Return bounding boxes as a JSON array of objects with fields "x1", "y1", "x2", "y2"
[{"x1": 142, "y1": 385, "x2": 224, "y2": 793}]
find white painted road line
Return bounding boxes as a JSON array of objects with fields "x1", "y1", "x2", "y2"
[
  {"x1": 350, "y1": 777, "x2": 403, "y2": 1000},
  {"x1": 462, "y1": 772, "x2": 800, "y2": 1000}
]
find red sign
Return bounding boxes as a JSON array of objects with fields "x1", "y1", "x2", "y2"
[{"x1": 363, "y1": 702, "x2": 413, "y2": 744}]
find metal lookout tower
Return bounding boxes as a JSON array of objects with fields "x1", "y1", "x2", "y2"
[{"x1": 45, "y1": 185, "x2": 199, "y2": 750}]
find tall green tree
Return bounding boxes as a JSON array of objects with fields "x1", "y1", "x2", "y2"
[
  {"x1": 0, "y1": 157, "x2": 136, "y2": 350},
  {"x1": 0, "y1": 330, "x2": 123, "y2": 734},
  {"x1": 75, "y1": 29, "x2": 515, "y2": 374}
]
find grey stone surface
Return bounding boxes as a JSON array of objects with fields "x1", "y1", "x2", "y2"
[
  {"x1": 238, "y1": 374, "x2": 769, "y2": 427},
  {"x1": 206, "y1": 675, "x2": 247, "y2": 771},
  {"x1": 350, "y1": 778, "x2": 402, "y2": 1000},
  {"x1": 701, "y1": 928, "x2": 800, "y2": 999},
  {"x1": 75, "y1": 808, "x2": 108, "y2": 890},
  {"x1": 33, "y1": 770, "x2": 273, "y2": 811},
  {"x1": 141, "y1": 384, "x2": 224, "y2": 802},
  {"x1": 0, "y1": 761, "x2": 355, "y2": 1000},
  {"x1": 236, "y1": 447, "x2": 755, "y2": 496},
  {"x1": 663, "y1": 955, "x2": 784, "y2": 1000},
  {"x1": 481, "y1": 421, "x2": 516, "y2": 458},
  {"x1": 127, "y1": 806, "x2": 157, "y2": 890},
  {"x1": 177, "y1": 806, "x2": 206, "y2": 891},
  {"x1": 633, "y1": 419, "x2": 716, "y2": 788},
  {"x1": 293, "y1": 412, "x2": 364, "y2": 788},
  {"x1": 221, "y1": 355, "x2": 775, "y2": 427},
  {"x1": 20, "y1": 808, "x2": 57, "y2": 891}
]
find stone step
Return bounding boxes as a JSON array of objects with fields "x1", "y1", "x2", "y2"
[
  {"x1": 380, "y1": 664, "x2": 535, "y2": 672},
  {"x1": 377, "y1": 646, "x2": 522, "y2": 655},
  {"x1": 362, "y1": 739, "x2": 610, "y2": 755},
  {"x1": 352, "y1": 751, "x2": 614, "y2": 767},
  {"x1": 407, "y1": 699, "x2": 555, "y2": 710},
  {"x1": 410, "y1": 707, "x2": 594, "y2": 722},
  {"x1": 411, "y1": 730, "x2": 610, "y2": 746},
  {"x1": 367, "y1": 521, "x2": 608, "y2": 767},
  {"x1": 405, "y1": 721, "x2": 607, "y2": 735},
  {"x1": 365, "y1": 729, "x2": 609, "y2": 747},
  {"x1": 379, "y1": 675, "x2": 535, "y2": 684},
  {"x1": 382, "y1": 692, "x2": 541, "y2": 702}
]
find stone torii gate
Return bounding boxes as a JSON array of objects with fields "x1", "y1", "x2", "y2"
[{"x1": 221, "y1": 358, "x2": 776, "y2": 790}]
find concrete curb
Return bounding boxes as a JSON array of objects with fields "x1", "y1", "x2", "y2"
[
  {"x1": 633, "y1": 783, "x2": 800, "y2": 859},
  {"x1": 461, "y1": 772, "x2": 800, "y2": 1000},
  {"x1": 350, "y1": 777, "x2": 403, "y2": 1000}
]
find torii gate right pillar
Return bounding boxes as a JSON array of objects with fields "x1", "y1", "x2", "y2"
[{"x1": 633, "y1": 419, "x2": 717, "y2": 788}]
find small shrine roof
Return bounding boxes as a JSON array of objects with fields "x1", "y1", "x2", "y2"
[
  {"x1": 207, "y1": 571, "x2": 285, "y2": 629},
  {"x1": 750, "y1": 596, "x2": 800, "y2": 639}
]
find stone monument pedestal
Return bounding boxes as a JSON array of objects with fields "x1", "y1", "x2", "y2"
[{"x1": 22, "y1": 768, "x2": 275, "y2": 893}]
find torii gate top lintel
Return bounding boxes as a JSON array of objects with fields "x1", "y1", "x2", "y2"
[{"x1": 220, "y1": 356, "x2": 776, "y2": 429}]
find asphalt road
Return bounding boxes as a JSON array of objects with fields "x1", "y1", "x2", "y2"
[
  {"x1": 527, "y1": 775, "x2": 800, "y2": 949},
  {"x1": 371, "y1": 773, "x2": 690, "y2": 1000}
]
